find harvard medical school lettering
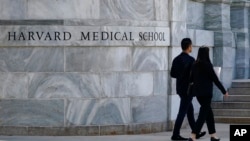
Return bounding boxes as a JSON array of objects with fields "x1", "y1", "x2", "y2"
[
  {"x1": 230, "y1": 125, "x2": 250, "y2": 141},
  {"x1": 8, "y1": 31, "x2": 166, "y2": 41}
]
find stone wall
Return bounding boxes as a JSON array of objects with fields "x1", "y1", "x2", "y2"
[{"x1": 0, "y1": 0, "x2": 248, "y2": 136}]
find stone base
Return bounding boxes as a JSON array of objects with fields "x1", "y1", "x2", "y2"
[{"x1": 0, "y1": 122, "x2": 167, "y2": 136}]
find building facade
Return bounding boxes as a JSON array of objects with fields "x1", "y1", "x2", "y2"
[{"x1": 0, "y1": 0, "x2": 248, "y2": 135}]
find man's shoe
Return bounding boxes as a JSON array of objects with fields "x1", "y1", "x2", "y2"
[
  {"x1": 196, "y1": 131, "x2": 206, "y2": 139},
  {"x1": 171, "y1": 135, "x2": 188, "y2": 140}
]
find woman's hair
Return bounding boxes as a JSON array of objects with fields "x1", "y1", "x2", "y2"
[{"x1": 196, "y1": 46, "x2": 211, "y2": 64}]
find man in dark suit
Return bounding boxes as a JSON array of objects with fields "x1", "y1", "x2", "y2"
[{"x1": 170, "y1": 38, "x2": 206, "y2": 140}]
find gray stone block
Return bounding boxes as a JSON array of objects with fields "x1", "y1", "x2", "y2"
[
  {"x1": 214, "y1": 31, "x2": 235, "y2": 47},
  {"x1": 235, "y1": 47, "x2": 249, "y2": 68},
  {"x1": 132, "y1": 47, "x2": 168, "y2": 71},
  {"x1": 100, "y1": 0, "x2": 154, "y2": 20},
  {"x1": 100, "y1": 125, "x2": 126, "y2": 135},
  {"x1": 0, "y1": 73, "x2": 28, "y2": 99},
  {"x1": 231, "y1": 6, "x2": 248, "y2": 32},
  {"x1": 151, "y1": 122, "x2": 167, "y2": 133},
  {"x1": 27, "y1": 0, "x2": 100, "y2": 19},
  {"x1": 101, "y1": 72, "x2": 153, "y2": 97},
  {"x1": 127, "y1": 123, "x2": 152, "y2": 134},
  {"x1": 28, "y1": 73, "x2": 102, "y2": 98},
  {"x1": 205, "y1": 3, "x2": 231, "y2": 30},
  {"x1": 195, "y1": 30, "x2": 214, "y2": 46},
  {"x1": 0, "y1": 0, "x2": 26, "y2": 19},
  {"x1": 155, "y1": 0, "x2": 169, "y2": 21},
  {"x1": 169, "y1": 0, "x2": 187, "y2": 21},
  {"x1": 0, "y1": 99, "x2": 64, "y2": 127},
  {"x1": 154, "y1": 71, "x2": 168, "y2": 96},
  {"x1": 235, "y1": 67, "x2": 249, "y2": 79},
  {"x1": 65, "y1": 98, "x2": 131, "y2": 126},
  {"x1": 235, "y1": 32, "x2": 249, "y2": 48},
  {"x1": 131, "y1": 96, "x2": 167, "y2": 123},
  {"x1": 0, "y1": 47, "x2": 64, "y2": 72},
  {"x1": 187, "y1": 1, "x2": 204, "y2": 29},
  {"x1": 170, "y1": 22, "x2": 187, "y2": 46},
  {"x1": 0, "y1": 126, "x2": 28, "y2": 136},
  {"x1": 66, "y1": 47, "x2": 131, "y2": 72}
]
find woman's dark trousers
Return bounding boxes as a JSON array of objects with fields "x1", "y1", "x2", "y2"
[{"x1": 192, "y1": 96, "x2": 216, "y2": 135}]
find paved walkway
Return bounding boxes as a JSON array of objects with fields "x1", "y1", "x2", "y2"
[{"x1": 0, "y1": 124, "x2": 230, "y2": 141}]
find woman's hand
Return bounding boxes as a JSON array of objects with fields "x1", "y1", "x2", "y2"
[{"x1": 224, "y1": 92, "x2": 229, "y2": 97}]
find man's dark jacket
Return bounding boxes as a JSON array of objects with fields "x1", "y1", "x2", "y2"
[
  {"x1": 190, "y1": 61, "x2": 226, "y2": 97},
  {"x1": 170, "y1": 52, "x2": 195, "y2": 96}
]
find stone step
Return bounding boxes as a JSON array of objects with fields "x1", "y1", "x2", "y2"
[
  {"x1": 214, "y1": 116, "x2": 250, "y2": 124},
  {"x1": 223, "y1": 95, "x2": 250, "y2": 102},
  {"x1": 213, "y1": 109, "x2": 250, "y2": 117},
  {"x1": 228, "y1": 88, "x2": 250, "y2": 95},
  {"x1": 232, "y1": 79, "x2": 250, "y2": 88},
  {"x1": 212, "y1": 102, "x2": 250, "y2": 109}
]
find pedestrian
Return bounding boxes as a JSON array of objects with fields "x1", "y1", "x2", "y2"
[
  {"x1": 188, "y1": 47, "x2": 229, "y2": 141},
  {"x1": 170, "y1": 38, "x2": 206, "y2": 140}
]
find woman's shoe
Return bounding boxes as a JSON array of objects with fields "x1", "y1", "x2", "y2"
[
  {"x1": 188, "y1": 138, "x2": 194, "y2": 141},
  {"x1": 211, "y1": 137, "x2": 220, "y2": 141}
]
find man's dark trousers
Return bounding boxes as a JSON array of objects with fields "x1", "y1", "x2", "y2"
[{"x1": 173, "y1": 94, "x2": 195, "y2": 136}]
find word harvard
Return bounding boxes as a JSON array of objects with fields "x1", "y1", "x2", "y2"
[{"x1": 8, "y1": 31, "x2": 166, "y2": 41}]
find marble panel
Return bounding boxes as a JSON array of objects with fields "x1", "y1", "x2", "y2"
[
  {"x1": 169, "y1": 94, "x2": 180, "y2": 120},
  {"x1": 0, "y1": 47, "x2": 64, "y2": 72},
  {"x1": 27, "y1": 0, "x2": 100, "y2": 19},
  {"x1": 131, "y1": 96, "x2": 167, "y2": 123},
  {"x1": 65, "y1": 47, "x2": 131, "y2": 72},
  {"x1": 100, "y1": 0, "x2": 154, "y2": 20},
  {"x1": 235, "y1": 32, "x2": 249, "y2": 48},
  {"x1": 235, "y1": 47, "x2": 249, "y2": 68},
  {"x1": 28, "y1": 73, "x2": 102, "y2": 98},
  {"x1": 204, "y1": 3, "x2": 231, "y2": 30},
  {"x1": 101, "y1": 72, "x2": 153, "y2": 97},
  {"x1": 195, "y1": 30, "x2": 214, "y2": 47},
  {"x1": 154, "y1": 71, "x2": 168, "y2": 96},
  {"x1": 187, "y1": 1, "x2": 204, "y2": 29},
  {"x1": 231, "y1": 7, "x2": 248, "y2": 32},
  {"x1": 170, "y1": 22, "x2": 187, "y2": 46},
  {"x1": 221, "y1": 67, "x2": 234, "y2": 89},
  {"x1": 235, "y1": 67, "x2": 248, "y2": 79},
  {"x1": 132, "y1": 47, "x2": 168, "y2": 71},
  {"x1": 65, "y1": 98, "x2": 131, "y2": 126},
  {"x1": 155, "y1": 0, "x2": 169, "y2": 21},
  {"x1": 0, "y1": 73, "x2": 28, "y2": 99},
  {"x1": 214, "y1": 31, "x2": 235, "y2": 47},
  {"x1": 0, "y1": 0, "x2": 26, "y2": 20},
  {"x1": 0, "y1": 99, "x2": 64, "y2": 126},
  {"x1": 169, "y1": 0, "x2": 187, "y2": 21},
  {"x1": 187, "y1": 29, "x2": 196, "y2": 43},
  {"x1": 222, "y1": 47, "x2": 236, "y2": 68}
]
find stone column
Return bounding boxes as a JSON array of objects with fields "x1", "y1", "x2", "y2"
[
  {"x1": 168, "y1": 0, "x2": 188, "y2": 130},
  {"x1": 205, "y1": 0, "x2": 235, "y2": 101},
  {"x1": 231, "y1": 0, "x2": 250, "y2": 79}
]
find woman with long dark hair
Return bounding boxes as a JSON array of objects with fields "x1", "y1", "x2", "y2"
[{"x1": 188, "y1": 47, "x2": 229, "y2": 141}]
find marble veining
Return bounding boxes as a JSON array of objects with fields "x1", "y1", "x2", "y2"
[
  {"x1": 0, "y1": 47, "x2": 64, "y2": 72},
  {"x1": 65, "y1": 98, "x2": 131, "y2": 126},
  {"x1": 0, "y1": 73, "x2": 28, "y2": 99},
  {"x1": 28, "y1": 73, "x2": 102, "y2": 98},
  {"x1": 0, "y1": 100, "x2": 64, "y2": 126},
  {"x1": 100, "y1": 0, "x2": 154, "y2": 20},
  {"x1": 132, "y1": 47, "x2": 168, "y2": 71}
]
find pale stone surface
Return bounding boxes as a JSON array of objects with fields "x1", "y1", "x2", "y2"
[
  {"x1": 0, "y1": 100, "x2": 64, "y2": 126},
  {"x1": 66, "y1": 47, "x2": 131, "y2": 72},
  {"x1": 169, "y1": 0, "x2": 187, "y2": 21},
  {"x1": 187, "y1": 1, "x2": 205, "y2": 29},
  {"x1": 101, "y1": 72, "x2": 153, "y2": 97},
  {"x1": 0, "y1": 47, "x2": 64, "y2": 72},
  {"x1": 0, "y1": 0, "x2": 26, "y2": 19},
  {"x1": 154, "y1": 71, "x2": 168, "y2": 96},
  {"x1": 170, "y1": 22, "x2": 187, "y2": 46},
  {"x1": 28, "y1": 73, "x2": 103, "y2": 98},
  {"x1": 0, "y1": 73, "x2": 28, "y2": 99},
  {"x1": 155, "y1": 0, "x2": 169, "y2": 21},
  {"x1": 132, "y1": 47, "x2": 168, "y2": 71},
  {"x1": 65, "y1": 98, "x2": 131, "y2": 126},
  {"x1": 131, "y1": 96, "x2": 167, "y2": 123}
]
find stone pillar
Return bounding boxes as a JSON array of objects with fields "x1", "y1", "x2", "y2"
[
  {"x1": 168, "y1": 0, "x2": 188, "y2": 130},
  {"x1": 205, "y1": 0, "x2": 235, "y2": 101},
  {"x1": 231, "y1": 0, "x2": 250, "y2": 79}
]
